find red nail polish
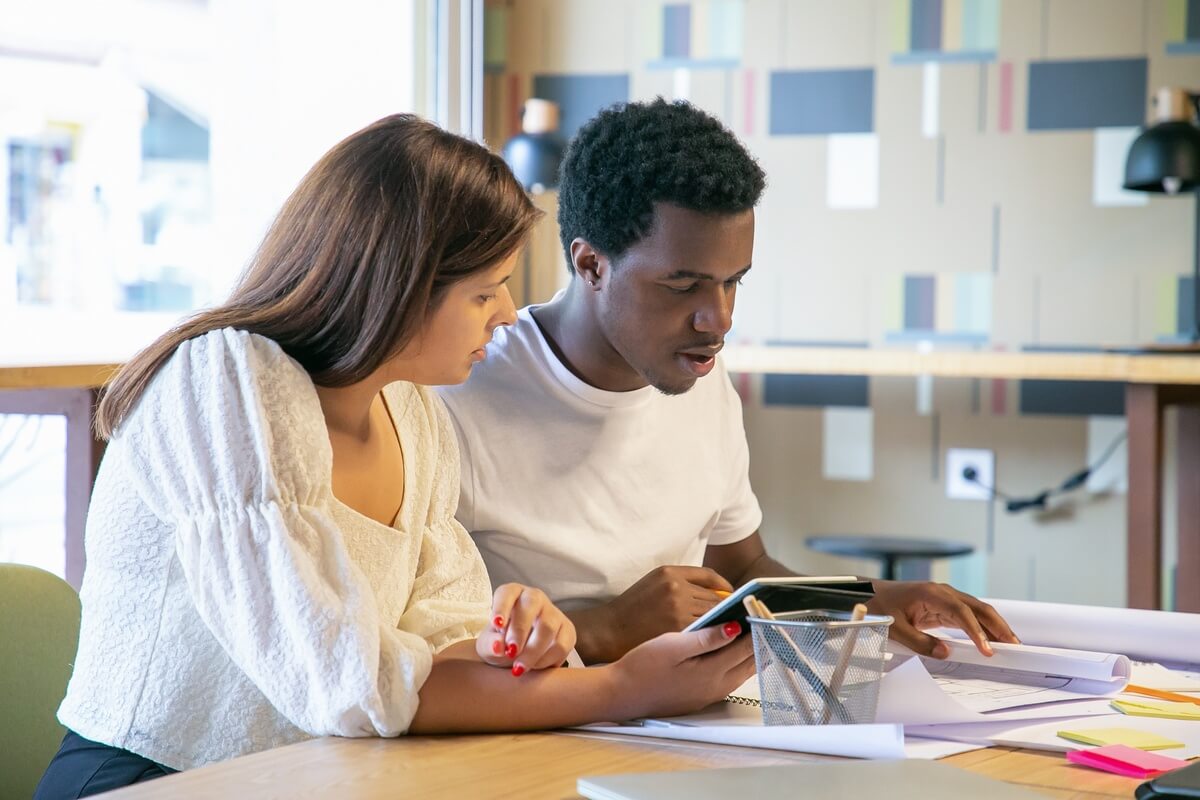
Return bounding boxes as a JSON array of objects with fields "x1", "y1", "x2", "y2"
[
  {"x1": 511, "y1": 664, "x2": 526, "y2": 677},
  {"x1": 493, "y1": 616, "x2": 504, "y2": 628},
  {"x1": 505, "y1": 642, "x2": 518, "y2": 659},
  {"x1": 722, "y1": 621, "x2": 741, "y2": 638},
  {"x1": 491, "y1": 640, "x2": 503, "y2": 655}
]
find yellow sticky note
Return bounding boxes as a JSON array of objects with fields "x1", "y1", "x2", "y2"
[
  {"x1": 1057, "y1": 727, "x2": 1185, "y2": 751},
  {"x1": 1113, "y1": 699, "x2": 1200, "y2": 721}
]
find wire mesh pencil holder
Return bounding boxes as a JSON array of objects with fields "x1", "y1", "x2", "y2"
[{"x1": 748, "y1": 608, "x2": 893, "y2": 726}]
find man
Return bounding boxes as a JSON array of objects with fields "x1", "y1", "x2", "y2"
[{"x1": 438, "y1": 98, "x2": 1017, "y2": 664}]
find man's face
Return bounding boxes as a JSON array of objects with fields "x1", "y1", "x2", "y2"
[{"x1": 594, "y1": 203, "x2": 754, "y2": 395}]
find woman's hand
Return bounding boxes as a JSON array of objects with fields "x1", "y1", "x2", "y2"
[
  {"x1": 608, "y1": 621, "x2": 755, "y2": 720},
  {"x1": 475, "y1": 583, "x2": 576, "y2": 676}
]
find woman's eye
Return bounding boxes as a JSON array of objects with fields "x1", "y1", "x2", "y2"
[{"x1": 479, "y1": 294, "x2": 496, "y2": 303}]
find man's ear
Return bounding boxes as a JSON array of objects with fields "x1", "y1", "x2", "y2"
[{"x1": 569, "y1": 238, "x2": 604, "y2": 287}]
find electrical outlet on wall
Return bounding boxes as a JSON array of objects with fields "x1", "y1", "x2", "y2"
[{"x1": 946, "y1": 448, "x2": 995, "y2": 501}]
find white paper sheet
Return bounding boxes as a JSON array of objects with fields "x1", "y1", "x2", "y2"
[
  {"x1": 822, "y1": 407, "x2": 873, "y2": 480},
  {"x1": 1093, "y1": 127, "x2": 1148, "y2": 207},
  {"x1": 826, "y1": 134, "x2": 879, "y2": 209},
  {"x1": 981, "y1": 598, "x2": 1200, "y2": 664},
  {"x1": 577, "y1": 721, "x2": 907, "y2": 760},
  {"x1": 892, "y1": 637, "x2": 1131, "y2": 713},
  {"x1": 875, "y1": 657, "x2": 1121, "y2": 725},
  {"x1": 910, "y1": 715, "x2": 1200, "y2": 759},
  {"x1": 1131, "y1": 661, "x2": 1200, "y2": 692}
]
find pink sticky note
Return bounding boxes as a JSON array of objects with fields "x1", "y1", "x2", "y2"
[{"x1": 1067, "y1": 744, "x2": 1191, "y2": 778}]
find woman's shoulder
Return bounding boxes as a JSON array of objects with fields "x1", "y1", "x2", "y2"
[
  {"x1": 169, "y1": 328, "x2": 304, "y2": 379},
  {"x1": 119, "y1": 327, "x2": 319, "y2": 438}
]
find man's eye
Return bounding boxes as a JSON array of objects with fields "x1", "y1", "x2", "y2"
[
  {"x1": 666, "y1": 283, "x2": 698, "y2": 294},
  {"x1": 725, "y1": 276, "x2": 744, "y2": 287},
  {"x1": 479, "y1": 294, "x2": 496, "y2": 303}
]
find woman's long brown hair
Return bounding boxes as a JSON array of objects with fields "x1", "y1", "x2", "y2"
[{"x1": 95, "y1": 114, "x2": 539, "y2": 439}]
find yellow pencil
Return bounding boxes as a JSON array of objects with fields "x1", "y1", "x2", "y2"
[
  {"x1": 1125, "y1": 684, "x2": 1200, "y2": 706},
  {"x1": 821, "y1": 603, "x2": 868, "y2": 724}
]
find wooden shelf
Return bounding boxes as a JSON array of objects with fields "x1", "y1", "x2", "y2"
[{"x1": 721, "y1": 346, "x2": 1200, "y2": 385}]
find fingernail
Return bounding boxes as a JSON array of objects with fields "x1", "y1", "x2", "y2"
[
  {"x1": 505, "y1": 642, "x2": 518, "y2": 659},
  {"x1": 491, "y1": 640, "x2": 503, "y2": 655},
  {"x1": 511, "y1": 663, "x2": 526, "y2": 677},
  {"x1": 722, "y1": 621, "x2": 741, "y2": 638},
  {"x1": 493, "y1": 615, "x2": 504, "y2": 628}
]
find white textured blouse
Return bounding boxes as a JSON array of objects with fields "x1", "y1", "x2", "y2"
[{"x1": 58, "y1": 328, "x2": 492, "y2": 770}]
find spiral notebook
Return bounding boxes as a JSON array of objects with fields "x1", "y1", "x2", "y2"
[{"x1": 725, "y1": 675, "x2": 762, "y2": 707}]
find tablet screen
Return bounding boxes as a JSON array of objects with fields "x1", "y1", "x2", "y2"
[{"x1": 683, "y1": 577, "x2": 875, "y2": 632}]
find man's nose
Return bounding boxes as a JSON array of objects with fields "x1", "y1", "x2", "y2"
[{"x1": 693, "y1": 286, "x2": 734, "y2": 335}]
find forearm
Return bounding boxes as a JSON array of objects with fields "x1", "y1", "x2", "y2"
[
  {"x1": 409, "y1": 659, "x2": 627, "y2": 733},
  {"x1": 563, "y1": 605, "x2": 620, "y2": 665}
]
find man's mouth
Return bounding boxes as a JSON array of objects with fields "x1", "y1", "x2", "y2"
[{"x1": 675, "y1": 343, "x2": 723, "y2": 377}]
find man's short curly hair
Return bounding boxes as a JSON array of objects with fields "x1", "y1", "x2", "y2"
[{"x1": 556, "y1": 98, "x2": 766, "y2": 272}]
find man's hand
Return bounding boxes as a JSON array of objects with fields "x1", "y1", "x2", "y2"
[
  {"x1": 868, "y1": 581, "x2": 1020, "y2": 658},
  {"x1": 567, "y1": 566, "x2": 734, "y2": 664}
]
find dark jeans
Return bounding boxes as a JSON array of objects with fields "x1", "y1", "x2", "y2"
[{"x1": 34, "y1": 730, "x2": 176, "y2": 799}]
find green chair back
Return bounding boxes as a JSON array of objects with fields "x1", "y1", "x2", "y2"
[{"x1": 0, "y1": 563, "x2": 81, "y2": 800}]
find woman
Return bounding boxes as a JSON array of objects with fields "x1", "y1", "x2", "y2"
[{"x1": 35, "y1": 115, "x2": 753, "y2": 799}]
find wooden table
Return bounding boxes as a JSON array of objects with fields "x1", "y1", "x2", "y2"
[
  {"x1": 724, "y1": 345, "x2": 1200, "y2": 613},
  {"x1": 92, "y1": 731, "x2": 1139, "y2": 799}
]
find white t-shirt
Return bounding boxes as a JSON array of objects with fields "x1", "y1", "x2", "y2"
[
  {"x1": 437, "y1": 305, "x2": 762, "y2": 612},
  {"x1": 59, "y1": 329, "x2": 491, "y2": 770}
]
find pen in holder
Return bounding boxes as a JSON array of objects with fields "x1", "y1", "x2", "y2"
[{"x1": 743, "y1": 595, "x2": 892, "y2": 726}]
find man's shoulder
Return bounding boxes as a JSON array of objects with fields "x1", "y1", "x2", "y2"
[{"x1": 437, "y1": 311, "x2": 548, "y2": 406}]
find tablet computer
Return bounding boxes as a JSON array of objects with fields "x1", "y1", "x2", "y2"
[{"x1": 683, "y1": 576, "x2": 875, "y2": 632}]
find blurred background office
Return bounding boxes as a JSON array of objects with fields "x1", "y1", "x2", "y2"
[{"x1": 2, "y1": 0, "x2": 1198, "y2": 612}]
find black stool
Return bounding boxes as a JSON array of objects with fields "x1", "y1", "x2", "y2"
[{"x1": 805, "y1": 535, "x2": 975, "y2": 581}]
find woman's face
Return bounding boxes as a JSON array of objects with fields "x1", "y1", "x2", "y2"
[{"x1": 388, "y1": 250, "x2": 520, "y2": 386}]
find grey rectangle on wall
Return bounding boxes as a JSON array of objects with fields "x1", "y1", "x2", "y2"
[
  {"x1": 532, "y1": 74, "x2": 631, "y2": 141},
  {"x1": 904, "y1": 275, "x2": 936, "y2": 330},
  {"x1": 1018, "y1": 380, "x2": 1125, "y2": 416},
  {"x1": 769, "y1": 69, "x2": 875, "y2": 135},
  {"x1": 1190, "y1": 0, "x2": 1200, "y2": 40},
  {"x1": 911, "y1": 0, "x2": 943, "y2": 52},
  {"x1": 1027, "y1": 58, "x2": 1147, "y2": 130},
  {"x1": 763, "y1": 374, "x2": 870, "y2": 407},
  {"x1": 1179, "y1": 276, "x2": 1196, "y2": 335}
]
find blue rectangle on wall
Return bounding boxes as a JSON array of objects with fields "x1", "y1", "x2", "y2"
[
  {"x1": 532, "y1": 74, "x2": 631, "y2": 141},
  {"x1": 764, "y1": 374, "x2": 871, "y2": 407},
  {"x1": 1179, "y1": 276, "x2": 1196, "y2": 335},
  {"x1": 1017, "y1": 346, "x2": 1124, "y2": 415},
  {"x1": 1019, "y1": 379, "x2": 1124, "y2": 416},
  {"x1": 1027, "y1": 59, "x2": 1147, "y2": 131},
  {"x1": 762, "y1": 341, "x2": 870, "y2": 408},
  {"x1": 769, "y1": 69, "x2": 875, "y2": 135},
  {"x1": 663, "y1": 4, "x2": 691, "y2": 59}
]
